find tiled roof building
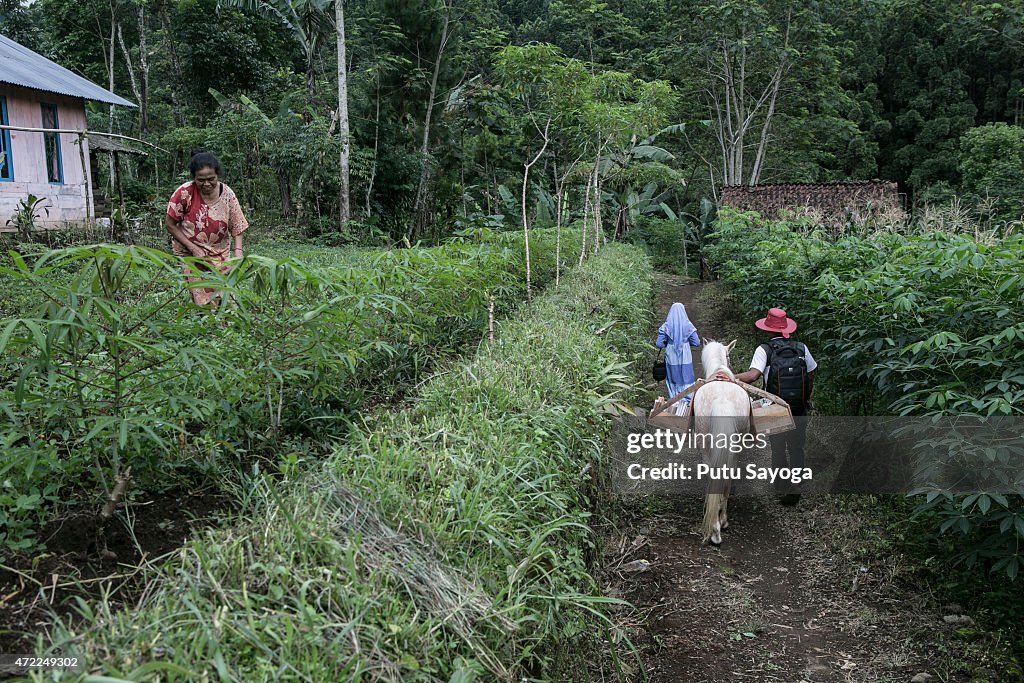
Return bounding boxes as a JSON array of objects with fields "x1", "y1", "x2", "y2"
[{"x1": 720, "y1": 181, "x2": 904, "y2": 228}]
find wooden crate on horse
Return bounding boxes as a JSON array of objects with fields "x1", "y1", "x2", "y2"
[
  {"x1": 751, "y1": 399, "x2": 796, "y2": 435},
  {"x1": 650, "y1": 381, "x2": 795, "y2": 436}
]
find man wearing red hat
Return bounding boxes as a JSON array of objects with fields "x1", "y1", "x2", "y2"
[{"x1": 734, "y1": 308, "x2": 817, "y2": 505}]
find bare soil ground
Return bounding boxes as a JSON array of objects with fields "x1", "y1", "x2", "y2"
[
  {"x1": 599, "y1": 275, "x2": 995, "y2": 683},
  {"x1": 0, "y1": 489, "x2": 229, "y2": 661}
]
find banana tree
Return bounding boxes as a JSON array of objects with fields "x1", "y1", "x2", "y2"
[
  {"x1": 216, "y1": 0, "x2": 333, "y2": 103},
  {"x1": 604, "y1": 177, "x2": 683, "y2": 238},
  {"x1": 678, "y1": 197, "x2": 716, "y2": 278},
  {"x1": 600, "y1": 124, "x2": 690, "y2": 238}
]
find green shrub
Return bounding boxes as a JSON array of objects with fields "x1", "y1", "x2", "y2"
[
  {"x1": 0, "y1": 229, "x2": 583, "y2": 553},
  {"x1": 626, "y1": 216, "x2": 694, "y2": 275},
  {"x1": 706, "y1": 208, "x2": 1024, "y2": 586},
  {"x1": 959, "y1": 123, "x2": 1024, "y2": 226}
]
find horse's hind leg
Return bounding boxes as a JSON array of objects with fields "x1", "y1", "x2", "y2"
[
  {"x1": 720, "y1": 480, "x2": 731, "y2": 531},
  {"x1": 703, "y1": 493, "x2": 723, "y2": 545}
]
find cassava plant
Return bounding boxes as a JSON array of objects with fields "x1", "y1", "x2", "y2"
[{"x1": 707, "y1": 208, "x2": 1024, "y2": 579}]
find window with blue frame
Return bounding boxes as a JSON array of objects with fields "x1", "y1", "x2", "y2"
[
  {"x1": 0, "y1": 96, "x2": 12, "y2": 182},
  {"x1": 41, "y1": 103, "x2": 63, "y2": 184}
]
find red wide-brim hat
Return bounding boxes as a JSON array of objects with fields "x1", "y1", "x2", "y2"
[{"x1": 755, "y1": 307, "x2": 797, "y2": 338}]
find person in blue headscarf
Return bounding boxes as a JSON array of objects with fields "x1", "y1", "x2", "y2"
[{"x1": 655, "y1": 303, "x2": 701, "y2": 412}]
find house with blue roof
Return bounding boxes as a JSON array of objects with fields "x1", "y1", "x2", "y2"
[{"x1": 0, "y1": 33, "x2": 136, "y2": 228}]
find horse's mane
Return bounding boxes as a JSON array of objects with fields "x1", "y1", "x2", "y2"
[{"x1": 701, "y1": 340, "x2": 734, "y2": 379}]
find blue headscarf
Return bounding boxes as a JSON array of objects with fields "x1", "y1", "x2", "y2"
[
  {"x1": 656, "y1": 303, "x2": 700, "y2": 408},
  {"x1": 658, "y1": 303, "x2": 696, "y2": 347}
]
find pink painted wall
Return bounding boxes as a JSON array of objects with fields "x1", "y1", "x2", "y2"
[{"x1": 1, "y1": 84, "x2": 94, "y2": 229}]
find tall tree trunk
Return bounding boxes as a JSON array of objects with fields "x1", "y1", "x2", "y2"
[
  {"x1": 160, "y1": 6, "x2": 185, "y2": 127},
  {"x1": 553, "y1": 160, "x2": 565, "y2": 286},
  {"x1": 412, "y1": 0, "x2": 452, "y2": 240},
  {"x1": 593, "y1": 164, "x2": 602, "y2": 249},
  {"x1": 306, "y1": 47, "x2": 317, "y2": 104},
  {"x1": 677, "y1": 198, "x2": 692, "y2": 276},
  {"x1": 277, "y1": 169, "x2": 293, "y2": 217},
  {"x1": 521, "y1": 120, "x2": 550, "y2": 303},
  {"x1": 748, "y1": 67, "x2": 783, "y2": 185},
  {"x1": 116, "y1": 24, "x2": 143, "y2": 131},
  {"x1": 336, "y1": 0, "x2": 350, "y2": 227},
  {"x1": 553, "y1": 155, "x2": 580, "y2": 281},
  {"x1": 483, "y1": 151, "x2": 491, "y2": 214},
  {"x1": 137, "y1": 4, "x2": 149, "y2": 132},
  {"x1": 749, "y1": 17, "x2": 791, "y2": 186},
  {"x1": 108, "y1": 8, "x2": 117, "y2": 197},
  {"x1": 365, "y1": 68, "x2": 381, "y2": 217},
  {"x1": 461, "y1": 127, "x2": 467, "y2": 217},
  {"x1": 579, "y1": 165, "x2": 595, "y2": 266}
]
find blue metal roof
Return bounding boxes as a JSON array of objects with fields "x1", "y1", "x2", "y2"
[{"x1": 0, "y1": 34, "x2": 136, "y2": 108}]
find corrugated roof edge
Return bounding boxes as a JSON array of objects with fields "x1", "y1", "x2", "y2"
[
  {"x1": 0, "y1": 82, "x2": 137, "y2": 109},
  {"x1": 89, "y1": 133, "x2": 148, "y2": 155},
  {"x1": 0, "y1": 35, "x2": 137, "y2": 108}
]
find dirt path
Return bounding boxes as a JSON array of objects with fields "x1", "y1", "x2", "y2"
[{"x1": 602, "y1": 274, "x2": 964, "y2": 683}]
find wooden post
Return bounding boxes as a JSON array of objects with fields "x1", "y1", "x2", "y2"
[
  {"x1": 114, "y1": 151, "x2": 125, "y2": 213},
  {"x1": 113, "y1": 151, "x2": 126, "y2": 241},
  {"x1": 487, "y1": 293, "x2": 494, "y2": 342},
  {"x1": 77, "y1": 132, "x2": 92, "y2": 225}
]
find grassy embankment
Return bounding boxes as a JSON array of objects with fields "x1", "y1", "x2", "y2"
[{"x1": 31, "y1": 242, "x2": 652, "y2": 681}]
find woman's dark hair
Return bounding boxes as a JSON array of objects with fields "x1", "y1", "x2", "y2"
[{"x1": 188, "y1": 150, "x2": 222, "y2": 177}]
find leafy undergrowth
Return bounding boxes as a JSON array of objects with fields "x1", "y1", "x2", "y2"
[
  {"x1": 33, "y1": 243, "x2": 652, "y2": 681},
  {"x1": 705, "y1": 210, "x2": 1024, "y2": 664},
  {"x1": 0, "y1": 228, "x2": 580, "y2": 555},
  {"x1": 807, "y1": 494, "x2": 1024, "y2": 681}
]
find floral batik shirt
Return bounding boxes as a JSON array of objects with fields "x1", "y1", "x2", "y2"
[{"x1": 166, "y1": 181, "x2": 249, "y2": 257}]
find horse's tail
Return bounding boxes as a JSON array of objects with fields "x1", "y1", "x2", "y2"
[{"x1": 701, "y1": 397, "x2": 742, "y2": 544}]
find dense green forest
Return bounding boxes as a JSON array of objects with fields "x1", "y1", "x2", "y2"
[{"x1": 3, "y1": 0, "x2": 1023, "y2": 239}]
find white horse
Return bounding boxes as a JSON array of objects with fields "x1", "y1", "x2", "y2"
[{"x1": 692, "y1": 339, "x2": 752, "y2": 545}]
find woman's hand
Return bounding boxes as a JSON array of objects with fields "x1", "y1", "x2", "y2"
[{"x1": 179, "y1": 221, "x2": 208, "y2": 257}]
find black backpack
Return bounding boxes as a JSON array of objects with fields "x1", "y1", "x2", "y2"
[{"x1": 761, "y1": 339, "x2": 809, "y2": 409}]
